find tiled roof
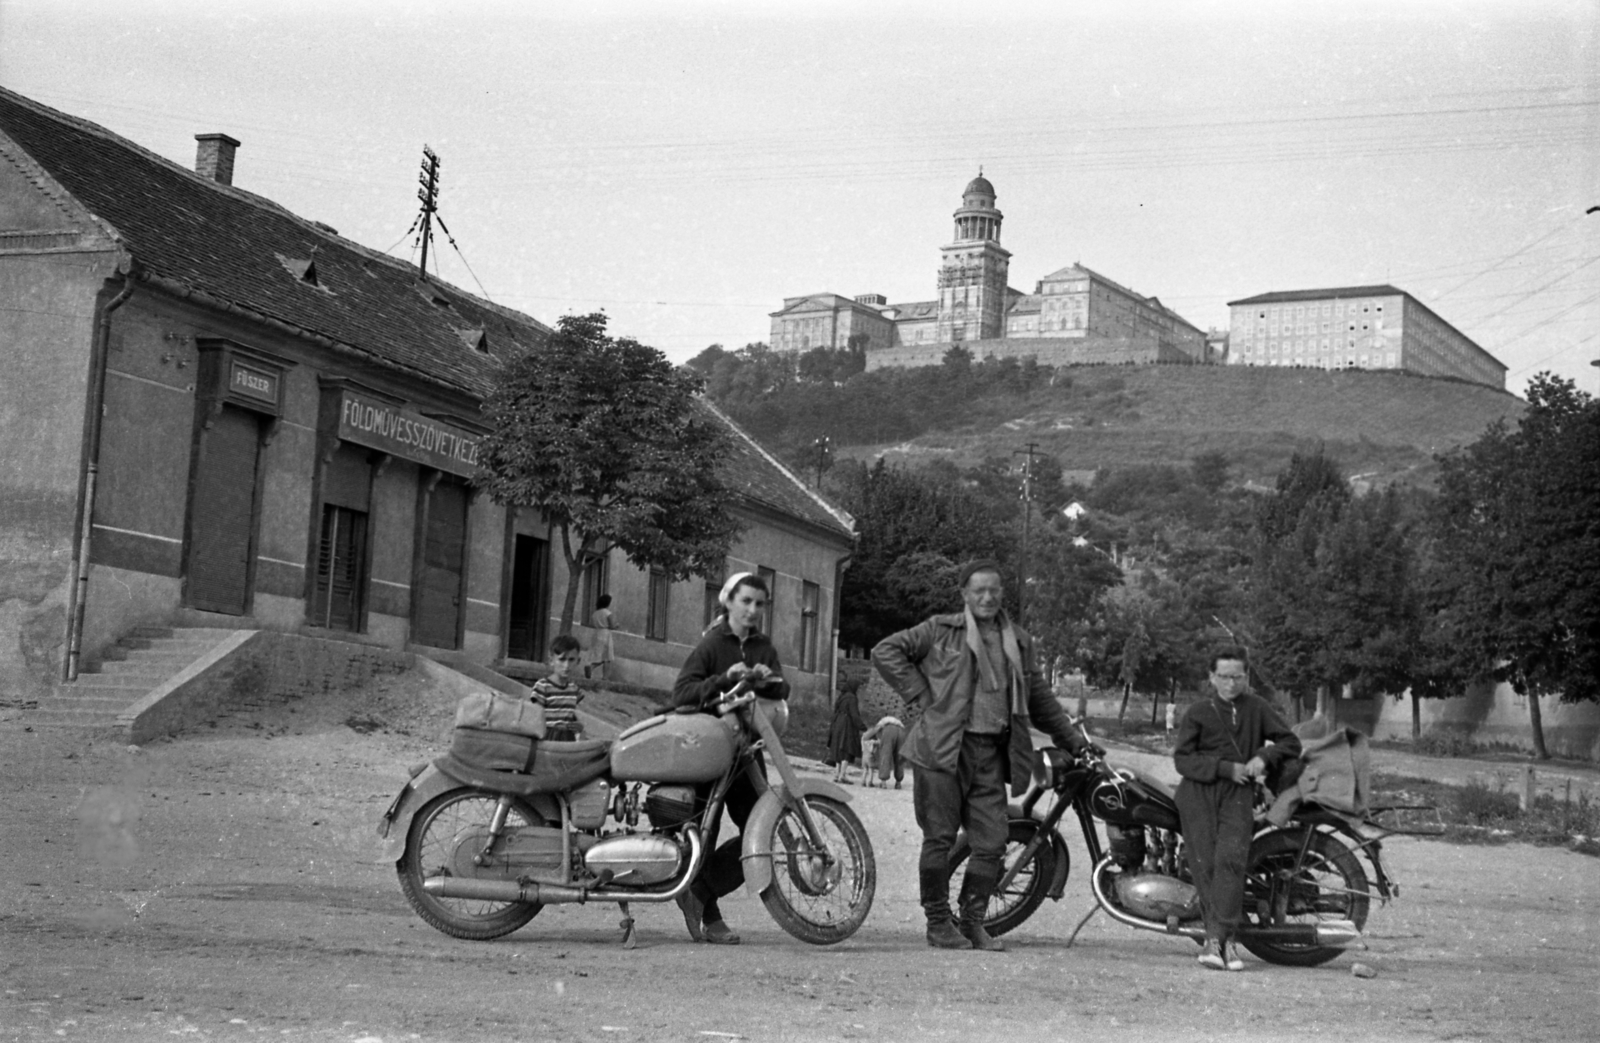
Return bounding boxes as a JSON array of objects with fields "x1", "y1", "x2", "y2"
[
  {"x1": 0, "y1": 87, "x2": 550, "y2": 398},
  {"x1": 890, "y1": 300, "x2": 939, "y2": 319},
  {"x1": 1006, "y1": 294, "x2": 1042, "y2": 314},
  {"x1": 1227, "y1": 284, "x2": 1406, "y2": 306},
  {"x1": 699, "y1": 401, "x2": 855, "y2": 541}
]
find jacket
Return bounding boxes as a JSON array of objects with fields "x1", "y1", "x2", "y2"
[
  {"x1": 872, "y1": 611, "x2": 1086, "y2": 794},
  {"x1": 672, "y1": 621, "x2": 790, "y2": 709}
]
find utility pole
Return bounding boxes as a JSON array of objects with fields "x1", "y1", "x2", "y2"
[
  {"x1": 416, "y1": 146, "x2": 440, "y2": 278},
  {"x1": 812, "y1": 436, "x2": 832, "y2": 489},
  {"x1": 1013, "y1": 442, "x2": 1039, "y2": 625}
]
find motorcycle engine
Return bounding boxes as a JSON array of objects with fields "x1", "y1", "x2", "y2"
[
  {"x1": 1113, "y1": 872, "x2": 1202, "y2": 922},
  {"x1": 584, "y1": 834, "x2": 684, "y2": 885},
  {"x1": 643, "y1": 784, "x2": 698, "y2": 829}
]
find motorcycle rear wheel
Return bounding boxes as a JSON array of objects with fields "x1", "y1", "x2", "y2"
[
  {"x1": 760, "y1": 795, "x2": 875, "y2": 945},
  {"x1": 1239, "y1": 829, "x2": 1370, "y2": 967},
  {"x1": 945, "y1": 820, "x2": 1058, "y2": 937},
  {"x1": 396, "y1": 790, "x2": 545, "y2": 940}
]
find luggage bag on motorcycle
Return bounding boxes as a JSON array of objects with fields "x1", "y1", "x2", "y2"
[
  {"x1": 448, "y1": 689, "x2": 546, "y2": 772},
  {"x1": 449, "y1": 726, "x2": 538, "y2": 772}
]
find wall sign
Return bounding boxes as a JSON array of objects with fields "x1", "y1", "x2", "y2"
[
  {"x1": 196, "y1": 339, "x2": 289, "y2": 418},
  {"x1": 229, "y1": 360, "x2": 279, "y2": 405},
  {"x1": 336, "y1": 390, "x2": 481, "y2": 478}
]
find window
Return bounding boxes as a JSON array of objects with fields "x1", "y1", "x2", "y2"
[
  {"x1": 580, "y1": 552, "x2": 609, "y2": 620},
  {"x1": 800, "y1": 581, "x2": 821, "y2": 674},
  {"x1": 757, "y1": 566, "x2": 777, "y2": 635},
  {"x1": 704, "y1": 570, "x2": 724, "y2": 629},
  {"x1": 647, "y1": 569, "x2": 669, "y2": 641}
]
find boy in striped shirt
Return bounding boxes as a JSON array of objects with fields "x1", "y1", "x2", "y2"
[{"x1": 533, "y1": 634, "x2": 585, "y2": 740}]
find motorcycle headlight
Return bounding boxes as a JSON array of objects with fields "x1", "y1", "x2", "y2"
[{"x1": 755, "y1": 696, "x2": 789, "y2": 738}]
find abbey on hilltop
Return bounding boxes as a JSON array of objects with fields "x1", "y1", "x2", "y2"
[{"x1": 769, "y1": 173, "x2": 1207, "y2": 371}]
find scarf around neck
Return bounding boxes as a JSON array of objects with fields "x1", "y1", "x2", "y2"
[{"x1": 965, "y1": 606, "x2": 1028, "y2": 716}]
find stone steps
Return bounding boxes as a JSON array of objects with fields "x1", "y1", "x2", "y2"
[{"x1": 31, "y1": 627, "x2": 241, "y2": 732}]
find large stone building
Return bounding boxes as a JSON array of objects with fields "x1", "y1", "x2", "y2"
[
  {"x1": 771, "y1": 173, "x2": 1206, "y2": 369},
  {"x1": 0, "y1": 87, "x2": 854, "y2": 707},
  {"x1": 1226, "y1": 285, "x2": 1505, "y2": 389}
]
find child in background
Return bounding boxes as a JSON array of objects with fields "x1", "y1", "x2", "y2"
[{"x1": 533, "y1": 634, "x2": 585, "y2": 740}]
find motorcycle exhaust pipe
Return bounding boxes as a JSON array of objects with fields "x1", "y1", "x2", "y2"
[
  {"x1": 422, "y1": 877, "x2": 589, "y2": 905},
  {"x1": 1234, "y1": 919, "x2": 1363, "y2": 948}
]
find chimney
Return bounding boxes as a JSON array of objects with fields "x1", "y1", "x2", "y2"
[{"x1": 194, "y1": 133, "x2": 241, "y2": 185}]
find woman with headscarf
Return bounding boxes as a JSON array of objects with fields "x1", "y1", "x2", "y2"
[
  {"x1": 827, "y1": 684, "x2": 865, "y2": 783},
  {"x1": 670, "y1": 571, "x2": 788, "y2": 945}
]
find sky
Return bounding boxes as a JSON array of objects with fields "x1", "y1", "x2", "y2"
[{"x1": 1, "y1": 0, "x2": 1595, "y2": 397}]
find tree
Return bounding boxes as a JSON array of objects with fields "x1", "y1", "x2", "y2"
[
  {"x1": 1247, "y1": 452, "x2": 1422, "y2": 719},
  {"x1": 476, "y1": 313, "x2": 743, "y2": 634},
  {"x1": 833, "y1": 458, "x2": 1012, "y2": 649},
  {"x1": 1432, "y1": 373, "x2": 1600, "y2": 758}
]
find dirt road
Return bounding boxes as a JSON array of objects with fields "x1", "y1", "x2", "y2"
[{"x1": 1, "y1": 680, "x2": 1595, "y2": 1043}]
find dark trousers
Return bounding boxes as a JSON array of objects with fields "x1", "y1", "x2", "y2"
[
  {"x1": 693, "y1": 757, "x2": 763, "y2": 923},
  {"x1": 1175, "y1": 777, "x2": 1256, "y2": 943},
  {"x1": 913, "y1": 732, "x2": 1008, "y2": 880}
]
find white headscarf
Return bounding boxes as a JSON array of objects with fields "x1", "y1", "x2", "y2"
[{"x1": 719, "y1": 571, "x2": 756, "y2": 607}]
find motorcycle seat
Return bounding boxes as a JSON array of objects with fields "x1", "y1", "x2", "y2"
[{"x1": 437, "y1": 738, "x2": 612, "y2": 796}]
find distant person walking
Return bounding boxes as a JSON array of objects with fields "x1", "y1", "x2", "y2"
[
  {"x1": 827, "y1": 685, "x2": 865, "y2": 784},
  {"x1": 863, "y1": 714, "x2": 906, "y2": 789},
  {"x1": 587, "y1": 594, "x2": 617, "y2": 681}
]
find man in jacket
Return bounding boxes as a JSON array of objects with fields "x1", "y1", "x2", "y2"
[{"x1": 872, "y1": 560, "x2": 1099, "y2": 950}]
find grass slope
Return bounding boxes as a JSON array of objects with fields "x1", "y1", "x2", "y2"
[{"x1": 854, "y1": 364, "x2": 1524, "y2": 485}]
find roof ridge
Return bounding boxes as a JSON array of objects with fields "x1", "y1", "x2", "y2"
[
  {"x1": 0, "y1": 85, "x2": 549, "y2": 337},
  {"x1": 697, "y1": 397, "x2": 856, "y2": 537}
]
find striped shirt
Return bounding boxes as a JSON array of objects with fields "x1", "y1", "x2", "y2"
[{"x1": 532, "y1": 677, "x2": 583, "y2": 739}]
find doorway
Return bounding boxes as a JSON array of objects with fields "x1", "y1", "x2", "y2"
[
  {"x1": 506, "y1": 533, "x2": 549, "y2": 662},
  {"x1": 414, "y1": 478, "x2": 468, "y2": 649},
  {"x1": 186, "y1": 404, "x2": 263, "y2": 615}
]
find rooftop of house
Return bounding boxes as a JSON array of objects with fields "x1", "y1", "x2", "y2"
[{"x1": 0, "y1": 86, "x2": 551, "y2": 400}]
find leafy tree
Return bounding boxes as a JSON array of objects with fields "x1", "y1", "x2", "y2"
[
  {"x1": 1247, "y1": 451, "x2": 1422, "y2": 717},
  {"x1": 476, "y1": 313, "x2": 742, "y2": 634},
  {"x1": 833, "y1": 458, "x2": 1012, "y2": 649},
  {"x1": 1431, "y1": 373, "x2": 1600, "y2": 758}
]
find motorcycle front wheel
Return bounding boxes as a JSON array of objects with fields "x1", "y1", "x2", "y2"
[
  {"x1": 396, "y1": 790, "x2": 545, "y2": 941},
  {"x1": 946, "y1": 819, "x2": 1059, "y2": 936},
  {"x1": 760, "y1": 795, "x2": 875, "y2": 944},
  {"x1": 1239, "y1": 829, "x2": 1370, "y2": 966}
]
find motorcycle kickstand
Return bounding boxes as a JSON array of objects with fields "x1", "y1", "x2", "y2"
[
  {"x1": 618, "y1": 901, "x2": 637, "y2": 949},
  {"x1": 1064, "y1": 904, "x2": 1102, "y2": 948}
]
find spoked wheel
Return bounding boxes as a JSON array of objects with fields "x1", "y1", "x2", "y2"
[
  {"x1": 760, "y1": 795, "x2": 875, "y2": 944},
  {"x1": 396, "y1": 789, "x2": 545, "y2": 940},
  {"x1": 946, "y1": 820, "x2": 1059, "y2": 937},
  {"x1": 1239, "y1": 829, "x2": 1370, "y2": 966}
]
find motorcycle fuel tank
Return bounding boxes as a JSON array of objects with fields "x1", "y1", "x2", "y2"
[
  {"x1": 610, "y1": 713, "x2": 737, "y2": 783},
  {"x1": 584, "y1": 834, "x2": 683, "y2": 885}
]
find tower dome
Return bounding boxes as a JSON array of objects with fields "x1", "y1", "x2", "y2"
[{"x1": 963, "y1": 173, "x2": 995, "y2": 200}]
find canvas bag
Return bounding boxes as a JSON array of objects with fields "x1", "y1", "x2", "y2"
[{"x1": 454, "y1": 688, "x2": 546, "y2": 739}]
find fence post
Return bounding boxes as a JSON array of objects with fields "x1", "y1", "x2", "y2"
[{"x1": 1520, "y1": 764, "x2": 1536, "y2": 812}]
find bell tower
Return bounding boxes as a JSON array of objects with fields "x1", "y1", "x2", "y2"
[{"x1": 936, "y1": 172, "x2": 1010, "y2": 343}]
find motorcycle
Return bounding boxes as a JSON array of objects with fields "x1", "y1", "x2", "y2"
[
  {"x1": 946, "y1": 722, "x2": 1421, "y2": 966},
  {"x1": 378, "y1": 679, "x2": 875, "y2": 947}
]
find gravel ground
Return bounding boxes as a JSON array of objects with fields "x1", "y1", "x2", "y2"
[{"x1": 1, "y1": 671, "x2": 1596, "y2": 1043}]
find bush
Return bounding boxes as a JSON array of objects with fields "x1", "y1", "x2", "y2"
[{"x1": 1454, "y1": 778, "x2": 1520, "y2": 826}]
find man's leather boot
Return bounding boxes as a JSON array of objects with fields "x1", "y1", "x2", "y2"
[
  {"x1": 920, "y1": 868, "x2": 967, "y2": 949},
  {"x1": 957, "y1": 872, "x2": 1006, "y2": 951}
]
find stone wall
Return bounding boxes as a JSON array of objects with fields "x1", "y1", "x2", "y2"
[
  {"x1": 865, "y1": 334, "x2": 1179, "y2": 372},
  {"x1": 126, "y1": 630, "x2": 414, "y2": 743}
]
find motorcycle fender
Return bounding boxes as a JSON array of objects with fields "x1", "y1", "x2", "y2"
[
  {"x1": 740, "y1": 778, "x2": 851, "y2": 896},
  {"x1": 1046, "y1": 829, "x2": 1070, "y2": 900},
  {"x1": 378, "y1": 765, "x2": 458, "y2": 863}
]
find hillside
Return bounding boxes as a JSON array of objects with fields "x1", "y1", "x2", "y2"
[{"x1": 839, "y1": 364, "x2": 1525, "y2": 487}]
